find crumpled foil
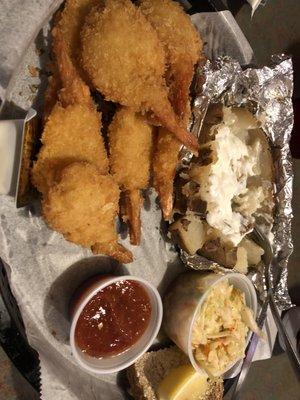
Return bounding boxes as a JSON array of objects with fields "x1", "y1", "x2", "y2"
[{"x1": 181, "y1": 55, "x2": 294, "y2": 310}]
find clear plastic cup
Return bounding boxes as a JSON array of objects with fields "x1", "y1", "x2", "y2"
[
  {"x1": 70, "y1": 275, "x2": 163, "y2": 374},
  {"x1": 163, "y1": 271, "x2": 257, "y2": 377}
]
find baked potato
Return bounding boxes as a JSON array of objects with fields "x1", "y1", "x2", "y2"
[
  {"x1": 169, "y1": 215, "x2": 264, "y2": 273},
  {"x1": 170, "y1": 105, "x2": 274, "y2": 273}
]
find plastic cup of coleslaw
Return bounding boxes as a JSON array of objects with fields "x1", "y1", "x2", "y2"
[{"x1": 163, "y1": 271, "x2": 257, "y2": 377}]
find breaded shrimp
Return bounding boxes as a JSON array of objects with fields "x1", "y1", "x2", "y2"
[
  {"x1": 122, "y1": 190, "x2": 143, "y2": 246},
  {"x1": 33, "y1": 6, "x2": 131, "y2": 262},
  {"x1": 153, "y1": 130, "x2": 181, "y2": 220},
  {"x1": 33, "y1": 14, "x2": 109, "y2": 194},
  {"x1": 109, "y1": 109, "x2": 153, "y2": 191},
  {"x1": 43, "y1": 61, "x2": 61, "y2": 122},
  {"x1": 153, "y1": 106, "x2": 191, "y2": 220},
  {"x1": 139, "y1": 0, "x2": 202, "y2": 119},
  {"x1": 43, "y1": 10, "x2": 62, "y2": 122},
  {"x1": 109, "y1": 108, "x2": 153, "y2": 245},
  {"x1": 52, "y1": 26, "x2": 93, "y2": 108},
  {"x1": 140, "y1": 0, "x2": 202, "y2": 220},
  {"x1": 43, "y1": 162, "x2": 132, "y2": 263},
  {"x1": 32, "y1": 102, "x2": 109, "y2": 194},
  {"x1": 53, "y1": 0, "x2": 100, "y2": 81},
  {"x1": 80, "y1": 0, "x2": 198, "y2": 154},
  {"x1": 43, "y1": 0, "x2": 99, "y2": 119},
  {"x1": 43, "y1": 0, "x2": 95, "y2": 119}
]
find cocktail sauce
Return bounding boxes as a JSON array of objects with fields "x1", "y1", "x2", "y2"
[{"x1": 75, "y1": 280, "x2": 152, "y2": 358}]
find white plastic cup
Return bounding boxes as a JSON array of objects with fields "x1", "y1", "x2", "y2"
[
  {"x1": 0, "y1": 119, "x2": 23, "y2": 195},
  {"x1": 163, "y1": 271, "x2": 257, "y2": 377},
  {"x1": 70, "y1": 275, "x2": 163, "y2": 374}
]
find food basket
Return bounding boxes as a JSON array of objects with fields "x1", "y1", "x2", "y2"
[{"x1": 0, "y1": 0, "x2": 275, "y2": 398}]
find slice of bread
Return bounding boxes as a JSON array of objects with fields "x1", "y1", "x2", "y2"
[{"x1": 127, "y1": 347, "x2": 224, "y2": 400}]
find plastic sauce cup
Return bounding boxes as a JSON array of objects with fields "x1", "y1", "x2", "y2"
[
  {"x1": 163, "y1": 271, "x2": 257, "y2": 377},
  {"x1": 70, "y1": 275, "x2": 163, "y2": 374}
]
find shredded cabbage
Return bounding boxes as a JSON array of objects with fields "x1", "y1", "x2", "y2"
[{"x1": 192, "y1": 279, "x2": 262, "y2": 377}]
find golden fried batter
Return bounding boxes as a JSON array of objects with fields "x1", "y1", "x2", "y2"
[
  {"x1": 109, "y1": 108, "x2": 153, "y2": 191},
  {"x1": 109, "y1": 108, "x2": 153, "y2": 245},
  {"x1": 43, "y1": 10, "x2": 62, "y2": 122},
  {"x1": 44, "y1": 0, "x2": 99, "y2": 119},
  {"x1": 54, "y1": 0, "x2": 100, "y2": 81},
  {"x1": 34, "y1": 6, "x2": 109, "y2": 195},
  {"x1": 154, "y1": 105, "x2": 191, "y2": 221},
  {"x1": 52, "y1": 25, "x2": 93, "y2": 108},
  {"x1": 80, "y1": 0, "x2": 198, "y2": 153},
  {"x1": 140, "y1": 0, "x2": 202, "y2": 220},
  {"x1": 43, "y1": 162, "x2": 132, "y2": 263},
  {"x1": 153, "y1": 130, "x2": 181, "y2": 220},
  {"x1": 140, "y1": 0, "x2": 202, "y2": 118},
  {"x1": 43, "y1": 61, "x2": 61, "y2": 122},
  {"x1": 34, "y1": 0, "x2": 131, "y2": 262},
  {"x1": 32, "y1": 103, "x2": 109, "y2": 194}
]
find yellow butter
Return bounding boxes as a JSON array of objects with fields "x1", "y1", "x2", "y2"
[{"x1": 157, "y1": 365, "x2": 209, "y2": 400}]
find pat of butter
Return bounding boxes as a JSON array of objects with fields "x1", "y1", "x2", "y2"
[
  {"x1": 157, "y1": 365, "x2": 209, "y2": 400},
  {"x1": 0, "y1": 119, "x2": 23, "y2": 195}
]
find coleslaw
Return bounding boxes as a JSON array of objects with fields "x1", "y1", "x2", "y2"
[{"x1": 192, "y1": 279, "x2": 263, "y2": 377}]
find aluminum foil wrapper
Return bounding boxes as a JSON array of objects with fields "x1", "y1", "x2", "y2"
[{"x1": 181, "y1": 55, "x2": 294, "y2": 310}]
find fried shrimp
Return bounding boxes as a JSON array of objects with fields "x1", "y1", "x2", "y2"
[
  {"x1": 43, "y1": 162, "x2": 132, "y2": 263},
  {"x1": 80, "y1": 0, "x2": 198, "y2": 154},
  {"x1": 32, "y1": 102, "x2": 109, "y2": 193},
  {"x1": 153, "y1": 107, "x2": 191, "y2": 220},
  {"x1": 43, "y1": 0, "x2": 99, "y2": 119},
  {"x1": 122, "y1": 190, "x2": 143, "y2": 246},
  {"x1": 33, "y1": 3, "x2": 132, "y2": 262},
  {"x1": 109, "y1": 108, "x2": 153, "y2": 245},
  {"x1": 53, "y1": 0, "x2": 100, "y2": 80},
  {"x1": 139, "y1": 0, "x2": 202, "y2": 118},
  {"x1": 43, "y1": 61, "x2": 61, "y2": 122},
  {"x1": 153, "y1": 130, "x2": 181, "y2": 220},
  {"x1": 43, "y1": 10, "x2": 62, "y2": 122},
  {"x1": 140, "y1": 0, "x2": 202, "y2": 220},
  {"x1": 33, "y1": 10, "x2": 109, "y2": 193},
  {"x1": 52, "y1": 25, "x2": 93, "y2": 108}
]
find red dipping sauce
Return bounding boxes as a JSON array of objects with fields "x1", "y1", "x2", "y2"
[{"x1": 75, "y1": 280, "x2": 152, "y2": 358}]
